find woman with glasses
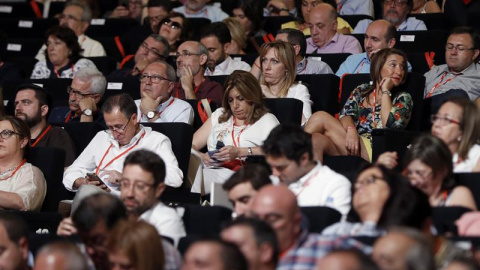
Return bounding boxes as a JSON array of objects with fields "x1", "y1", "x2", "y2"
[
  {"x1": 31, "y1": 26, "x2": 97, "y2": 79},
  {"x1": 402, "y1": 134, "x2": 477, "y2": 210},
  {"x1": 0, "y1": 116, "x2": 46, "y2": 211},
  {"x1": 322, "y1": 164, "x2": 431, "y2": 236},
  {"x1": 158, "y1": 12, "x2": 186, "y2": 55},
  {"x1": 191, "y1": 70, "x2": 279, "y2": 194}
]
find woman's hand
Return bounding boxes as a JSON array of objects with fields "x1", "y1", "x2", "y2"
[
  {"x1": 379, "y1": 77, "x2": 395, "y2": 93},
  {"x1": 345, "y1": 127, "x2": 360, "y2": 156},
  {"x1": 261, "y1": 85, "x2": 275, "y2": 98},
  {"x1": 376, "y1": 151, "x2": 398, "y2": 169},
  {"x1": 57, "y1": 217, "x2": 77, "y2": 236},
  {"x1": 213, "y1": 146, "x2": 239, "y2": 162},
  {"x1": 201, "y1": 152, "x2": 222, "y2": 167}
]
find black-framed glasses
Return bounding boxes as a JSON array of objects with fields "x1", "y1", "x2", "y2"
[
  {"x1": 161, "y1": 18, "x2": 183, "y2": 29},
  {"x1": 119, "y1": 179, "x2": 155, "y2": 192},
  {"x1": 173, "y1": 50, "x2": 202, "y2": 60},
  {"x1": 59, "y1": 13, "x2": 83, "y2": 22},
  {"x1": 445, "y1": 44, "x2": 477, "y2": 53},
  {"x1": 139, "y1": 74, "x2": 171, "y2": 84},
  {"x1": 384, "y1": 0, "x2": 407, "y2": 7},
  {"x1": 431, "y1": 114, "x2": 461, "y2": 126},
  {"x1": 106, "y1": 118, "x2": 131, "y2": 134},
  {"x1": 139, "y1": 43, "x2": 165, "y2": 60},
  {"x1": 67, "y1": 86, "x2": 96, "y2": 98},
  {"x1": 354, "y1": 175, "x2": 384, "y2": 190},
  {"x1": 0, "y1": 129, "x2": 23, "y2": 140}
]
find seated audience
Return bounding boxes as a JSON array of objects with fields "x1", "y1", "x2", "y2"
[
  {"x1": 107, "y1": 220, "x2": 165, "y2": 270},
  {"x1": 136, "y1": 61, "x2": 194, "y2": 124},
  {"x1": 159, "y1": 12, "x2": 186, "y2": 55},
  {"x1": 336, "y1": 0, "x2": 374, "y2": 17},
  {"x1": 306, "y1": 4, "x2": 362, "y2": 54},
  {"x1": 411, "y1": 0, "x2": 441, "y2": 13},
  {"x1": 232, "y1": 0, "x2": 267, "y2": 38},
  {"x1": 315, "y1": 248, "x2": 379, "y2": 270},
  {"x1": 49, "y1": 67, "x2": 106, "y2": 124},
  {"x1": 31, "y1": 26, "x2": 97, "y2": 79},
  {"x1": 354, "y1": 0, "x2": 427, "y2": 33},
  {"x1": 108, "y1": 0, "x2": 143, "y2": 21},
  {"x1": 258, "y1": 41, "x2": 312, "y2": 125},
  {"x1": 221, "y1": 217, "x2": 279, "y2": 270},
  {"x1": 173, "y1": 41, "x2": 223, "y2": 105},
  {"x1": 63, "y1": 94, "x2": 183, "y2": 194},
  {"x1": 264, "y1": 0, "x2": 298, "y2": 17},
  {"x1": 173, "y1": 0, "x2": 228, "y2": 22},
  {"x1": 0, "y1": 212, "x2": 30, "y2": 270},
  {"x1": 200, "y1": 22, "x2": 251, "y2": 76},
  {"x1": 33, "y1": 241, "x2": 89, "y2": 270},
  {"x1": 223, "y1": 18, "x2": 247, "y2": 55},
  {"x1": 182, "y1": 238, "x2": 248, "y2": 270},
  {"x1": 14, "y1": 84, "x2": 76, "y2": 166},
  {"x1": 35, "y1": 1, "x2": 106, "y2": 61},
  {"x1": 249, "y1": 185, "x2": 370, "y2": 269},
  {"x1": 304, "y1": 48, "x2": 413, "y2": 162},
  {"x1": 263, "y1": 125, "x2": 351, "y2": 215},
  {"x1": 191, "y1": 71, "x2": 279, "y2": 194},
  {"x1": 322, "y1": 164, "x2": 431, "y2": 236},
  {"x1": 0, "y1": 116, "x2": 46, "y2": 211},
  {"x1": 222, "y1": 164, "x2": 272, "y2": 217}
]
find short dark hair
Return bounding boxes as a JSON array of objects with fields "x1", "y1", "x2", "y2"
[
  {"x1": 200, "y1": 22, "x2": 231, "y2": 45},
  {"x1": 233, "y1": 0, "x2": 264, "y2": 35},
  {"x1": 326, "y1": 248, "x2": 379, "y2": 270},
  {"x1": 189, "y1": 237, "x2": 248, "y2": 270},
  {"x1": 102, "y1": 93, "x2": 137, "y2": 119},
  {"x1": 0, "y1": 212, "x2": 29, "y2": 243},
  {"x1": 72, "y1": 193, "x2": 127, "y2": 233},
  {"x1": 147, "y1": 0, "x2": 172, "y2": 11},
  {"x1": 223, "y1": 164, "x2": 271, "y2": 191},
  {"x1": 14, "y1": 84, "x2": 53, "y2": 118},
  {"x1": 124, "y1": 150, "x2": 166, "y2": 186},
  {"x1": 222, "y1": 217, "x2": 279, "y2": 265},
  {"x1": 262, "y1": 124, "x2": 313, "y2": 163},
  {"x1": 44, "y1": 26, "x2": 82, "y2": 63},
  {"x1": 277, "y1": 28, "x2": 307, "y2": 57},
  {"x1": 382, "y1": 0, "x2": 413, "y2": 10}
]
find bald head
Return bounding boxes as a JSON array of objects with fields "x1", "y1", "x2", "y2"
[
  {"x1": 364, "y1": 20, "x2": 397, "y2": 59},
  {"x1": 250, "y1": 185, "x2": 301, "y2": 252},
  {"x1": 307, "y1": 4, "x2": 338, "y2": 48}
]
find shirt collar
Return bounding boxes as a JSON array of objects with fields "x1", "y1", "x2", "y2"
[
  {"x1": 157, "y1": 96, "x2": 174, "y2": 111},
  {"x1": 206, "y1": 56, "x2": 231, "y2": 75},
  {"x1": 108, "y1": 125, "x2": 149, "y2": 148},
  {"x1": 397, "y1": 19, "x2": 409, "y2": 31},
  {"x1": 296, "y1": 57, "x2": 307, "y2": 73}
]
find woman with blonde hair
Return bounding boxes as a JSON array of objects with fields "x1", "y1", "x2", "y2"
[
  {"x1": 223, "y1": 18, "x2": 247, "y2": 55},
  {"x1": 259, "y1": 41, "x2": 312, "y2": 125},
  {"x1": 107, "y1": 220, "x2": 165, "y2": 270}
]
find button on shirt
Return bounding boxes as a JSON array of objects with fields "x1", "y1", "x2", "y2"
[
  {"x1": 353, "y1": 17, "x2": 427, "y2": 34},
  {"x1": 423, "y1": 63, "x2": 480, "y2": 100},
  {"x1": 337, "y1": 0, "x2": 374, "y2": 17},
  {"x1": 336, "y1": 52, "x2": 413, "y2": 77},
  {"x1": 288, "y1": 162, "x2": 351, "y2": 215},
  {"x1": 135, "y1": 96, "x2": 194, "y2": 125},
  {"x1": 297, "y1": 57, "x2": 333, "y2": 75},
  {"x1": 173, "y1": 5, "x2": 228, "y2": 22},
  {"x1": 204, "y1": 56, "x2": 251, "y2": 76},
  {"x1": 306, "y1": 33, "x2": 362, "y2": 54}
]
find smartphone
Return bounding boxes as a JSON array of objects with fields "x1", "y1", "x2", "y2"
[{"x1": 86, "y1": 173, "x2": 108, "y2": 186}]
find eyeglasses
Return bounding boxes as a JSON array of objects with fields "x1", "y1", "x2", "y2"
[
  {"x1": 106, "y1": 118, "x2": 131, "y2": 135},
  {"x1": 161, "y1": 18, "x2": 183, "y2": 29},
  {"x1": 0, "y1": 129, "x2": 23, "y2": 140},
  {"x1": 174, "y1": 50, "x2": 202, "y2": 60},
  {"x1": 59, "y1": 13, "x2": 83, "y2": 22},
  {"x1": 67, "y1": 86, "x2": 96, "y2": 98},
  {"x1": 384, "y1": 0, "x2": 407, "y2": 7},
  {"x1": 431, "y1": 114, "x2": 461, "y2": 126},
  {"x1": 119, "y1": 179, "x2": 155, "y2": 192},
  {"x1": 139, "y1": 74, "x2": 171, "y2": 84},
  {"x1": 404, "y1": 169, "x2": 433, "y2": 180},
  {"x1": 139, "y1": 43, "x2": 165, "y2": 60},
  {"x1": 354, "y1": 175, "x2": 383, "y2": 190},
  {"x1": 445, "y1": 44, "x2": 477, "y2": 53}
]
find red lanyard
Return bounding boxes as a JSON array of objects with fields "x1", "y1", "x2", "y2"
[
  {"x1": 337, "y1": 0, "x2": 346, "y2": 12},
  {"x1": 295, "y1": 166, "x2": 321, "y2": 197},
  {"x1": 53, "y1": 64, "x2": 74, "y2": 78},
  {"x1": 31, "y1": 125, "x2": 51, "y2": 148},
  {"x1": 0, "y1": 159, "x2": 27, "y2": 181},
  {"x1": 95, "y1": 130, "x2": 146, "y2": 174},
  {"x1": 231, "y1": 117, "x2": 249, "y2": 148},
  {"x1": 371, "y1": 90, "x2": 377, "y2": 128},
  {"x1": 65, "y1": 112, "x2": 72, "y2": 123},
  {"x1": 356, "y1": 59, "x2": 366, "y2": 74},
  {"x1": 175, "y1": 84, "x2": 200, "y2": 98},
  {"x1": 426, "y1": 72, "x2": 460, "y2": 98}
]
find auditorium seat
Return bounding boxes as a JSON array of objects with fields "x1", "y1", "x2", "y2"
[
  {"x1": 86, "y1": 56, "x2": 117, "y2": 76},
  {"x1": 104, "y1": 77, "x2": 141, "y2": 101},
  {"x1": 300, "y1": 206, "x2": 342, "y2": 233},
  {"x1": 185, "y1": 99, "x2": 219, "y2": 131},
  {"x1": 433, "y1": 206, "x2": 472, "y2": 235},
  {"x1": 181, "y1": 205, "x2": 232, "y2": 235},
  {"x1": 306, "y1": 53, "x2": 351, "y2": 72},
  {"x1": 455, "y1": 173, "x2": 480, "y2": 210},
  {"x1": 323, "y1": 155, "x2": 369, "y2": 182},
  {"x1": 84, "y1": 18, "x2": 139, "y2": 38},
  {"x1": 264, "y1": 98, "x2": 303, "y2": 125},
  {"x1": 340, "y1": 15, "x2": 373, "y2": 30},
  {"x1": 62, "y1": 122, "x2": 105, "y2": 156},
  {"x1": 0, "y1": 1, "x2": 44, "y2": 18},
  {"x1": 297, "y1": 74, "x2": 340, "y2": 116},
  {"x1": 409, "y1": 13, "x2": 449, "y2": 30},
  {"x1": 3, "y1": 210, "x2": 62, "y2": 235},
  {"x1": 395, "y1": 30, "x2": 448, "y2": 55},
  {"x1": 371, "y1": 129, "x2": 420, "y2": 165},
  {"x1": 0, "y1": 18, "x2": 58, "y2": 38},
  {"x1": 263, "y1": 16, "x2": 292, "y2": 34},
  {"x1": 4, "y1": 37, "x2": 44, "y2": 59}
]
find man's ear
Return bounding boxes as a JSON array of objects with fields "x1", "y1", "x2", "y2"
[
  {"x1": 387, "y1": 38, "x2": 396, "y2": 48},
  {"x1": 299, "y1": 152, "x2": 310, "y2": 166},
  {"x1": 93, "y1": 93, "x2": 101, "y2": 104},
  {"x1": 224, "y1": 42, "x2": 231, "y2": 55},
  {"x1": 293, "y1": 44, "x2": 301, "y2": 56},
  {"x1": 472, "y1": 49, "x2": 479, "y2": 63},
  {"x1": 18, "y1": 237, "x2": 29, "y2": 260},
  {"x1": 167, "y1": 82, "x2": 175, "y2": 95},
  {"x1": 259, "y1": 243, "x2": 275, "y2": 264},
  {"x1": 40, "y1": 105, "x2": 49, "y2": 118},
  {"x1": 200, "y1": 54, "x2": 208, "y2": 66},
  {"x1": 155, "y1": 182, "x2": 166, "y2": 198}
]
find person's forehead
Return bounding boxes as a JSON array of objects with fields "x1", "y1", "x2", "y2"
[
  {"x1": 0, "y1": 120, "x2": 15, "y2": 130},
  {"x1": 16, "y1": 89, "x2": 37, "y2": 100},
  {"x1": 0, "y1": 223, "x2": 14, "y2": 244},
  {"x1": 201, "y1": 36, "x2": 221, "y2": 46},
  {"x1": 179, "y1": 41, "x2": 199, "y2": 52},
  {"x1": 123, "y1": 164, "x2": 155, "y2": 183},
  {"x1": 144, "y1": 62, "x2": 167, "y2": 75},
  {"x1": 144, "y1": 37, "x2": 163, "y2": 49},
  {"x1": 230, "y1": 182, "x2": 256, "y2": 197},
  {"x1": 366, "y1": 22, "x2": 387, "y2": 37},
  {"x1": 64, "y1": 5, "x2": 83, "y2": 17},
  {"x1": 104, "y1": 108, "x2": 128, "y2": 122},
  {"x1": 447, "y1": 33, "x2": 473, "y2": 46},
  {"x1": 266, "y1": 155, "x2": 291, "y2": 166},
  {"x1": 223, "y1": 224, "x2": 254, "y2": 240},
  {"x1": 148, "y1": 6, "x2": 168, "y2": 16}
]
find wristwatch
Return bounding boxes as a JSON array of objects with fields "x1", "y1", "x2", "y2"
[
  {"x1": 381, "y1": 90, "x2": 391, "y2": 97},
  {"x1": 82, "y1": 109, "x2": 93, "y2": 116},
  {"x1": 146, "y1": 111, "x2": 156, "y2": 119}
]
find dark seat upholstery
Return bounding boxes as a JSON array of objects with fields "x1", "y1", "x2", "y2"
[
  {"x1": 263, "y1": 16, "x2": 292, "y2": 34},
  {"x1": 185, "y1": 99, "x2": 219, "y2": 131},
  {"x1": 409, "y1": 13, "x2": 449, "y2": 30},
  {"x1": 0, "y1": 2, "x2": 44, "y2": 18},
  {"x1": 0, "y1": 18, "x2": 58, "y2": 38},
  {"x1": 306, "y1": 53, "x2": 352, "y2": 72},
  {"x1": 455, "y1": 173, "x2": 480, "y2": 210},
  {"x1": 27, "y1": 147, "x2": 66, "y2": 212},
  {"x1": 181, "y1": 205, "x2": 232, "y2": 235},
  {"x1": 371, "y1": 129, "x2": 420, "y2": 165},
  {"x1": 86, "y1": 57, "x2": 117, "y2": 77},
  {"x1": 300, "y1": 206, "x2": 342, "y2": 233},
  {"x1": 433, "y1": 206, "x2": 472, "y2": 235},
  {"x1": 62, "y1": 122, "x2": 105, "y2": 156},
  {"x1": 84, "y1": 18, "x2": 139, "y2": 38},
  {"x1": 264, "y1": 98, "x2": 302, "y2": 125},
  {"x1": 3, "y1": 210, "x2": 62, "y2": 235},
  {"x1": 104, "y1": 77, "x2": 141, "y2": 101},
  {"x1": 323, "y1": 155, "x2": 369, "y2": 182},
  {"x1": 297, "y1": 74, "x2": 340, "y2": 116}
]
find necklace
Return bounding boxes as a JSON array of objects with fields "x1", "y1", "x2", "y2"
[{"x1": 0, "y1": 159, "x2": 27, "y2": 181}]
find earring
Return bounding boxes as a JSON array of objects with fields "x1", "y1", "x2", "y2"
[{"x1": 68, "y1": 51, "x2": 72, "y2": 56}]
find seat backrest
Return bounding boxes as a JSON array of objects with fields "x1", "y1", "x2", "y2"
[
  {"x1": 206, "y1": 75, "x2": 228, "y2": 88},
  {"x1": 3, "y1": 210, "x2": 63, "y2": 235},
  {"x1": 395, "y1": 30, "x2": 448, "y2": 55},
  {"x1": 323, "y1": 155, "x2": 370, "y2": 182},
  {"x1": 433, "y1": 206, "x2": 472, "y2": 235},
  {"x1": 0, "y1": 2, "x2": 43, "y2": 18},
  {"x1": 455, "y1": 173, "x2": 480, "y2": 210},
  {"x1": 339, "y1": 73, "x2": 371, "y2": 110},
  {"x1": 28, "y1": 78, "x2": 72, "y2": 107},
  {"x1": 306, "y1": 53, "x2": 352, "y2": 72},
  {"x1": 339, "y1": 15, "x2": 373, "y2": 30},
  {"x1": 296, "y1": 74, "x2": 340, "y2": 115},
  {"x1": 27, "y1": 147, "x2": 66, "y2": 212},
  {"x1": 181, "y1": 205, "x2": 232, "y2": 234},
  {"x1": 104, "y1": 76, "x2": 141, "y2": 101},
  {"x1": 62, "y1": 122, "x2": 104, "y2": 156},
  {"x1": 371, "y1": 129, "x2": 420, "y2": 164},
  {"x1": 185, "y1": 99, "x2": 219, "y2": 131},
  {"x1": 263, "y1": 16, "x2": 292, "y2": 34},
  {"x1": 264, "y1": 98, "x2": 302, "y2": 126},
  {"x1": 86, "y1": 57, "x2": 117, "y2": 77},
  {"x1": 408, "y1": 13, "x2": 449, "y2": 30},
  {"x1": 84, "y1": 18, "x2": 139, "y2": 38},
  {"x1": 183, "y1": 18, "x2": 212, "y2": 41},
  {"x1": 4, "y1": 37, "x2": 44, "y2": 59},
  {"x1": 0, "y1": 18, "x2": 58, "y2": 38},
  {"x1": 300, "y1": 206, "x2": 342, "y2": 233}
]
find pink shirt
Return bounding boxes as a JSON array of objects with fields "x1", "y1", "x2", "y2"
[{"x1": 306, "y1": 33, "x2": 362, "y2": 54}]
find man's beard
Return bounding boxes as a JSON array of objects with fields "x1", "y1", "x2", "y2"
[{"x1": 16, "y1": 110, "x2": 42, "y2": 128}]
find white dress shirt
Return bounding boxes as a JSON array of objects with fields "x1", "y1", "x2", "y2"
[
  {"x1": 135, "y1": 96, "x2": 194, "y2": 125},
  {"x1": 204, "y1": 56, "x2": 251, "y2": 76},
  {"x1": 139, "y1": 202, "x2": 186, "y2": 247},
  {"x1": 35, "y1": 34, "x2": 106, "y2": 61}
]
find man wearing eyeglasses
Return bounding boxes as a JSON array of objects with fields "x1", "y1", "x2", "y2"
[
  {"x1": 173, "y1": 41, "x2": 223, "y2": 105},
  {"x1": 63, "y1": 93, "x2": 183, "y2": 195},
  {"x1": 353, "y1": 0, "x2": 427, "y2": 33},
  {"x1": 35, "y1": 1, "x2": 106, "y2": 61},
  {"x1": 136, "y1": 61, "x2": 194, "y2": 124},
  {"x1": 423, "y1": 27, "x2": 480, "y2": 108}
]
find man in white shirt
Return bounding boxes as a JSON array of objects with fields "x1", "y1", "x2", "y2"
[
  {"x1": 173, "y1": 0, "x2": 228, "y2": 22},
  {"x1": 136, "y1": 61, "x2": 194, "y2": 124},
  {"x1": 120, "y1": 149, "x2": 186, "y2": 246},
  {"x1": 35, "y1": 1, "x2": 106, "y2": 61},
  {"x1": 262, "y1": 124, "x2": 351, "y2": 215},
  {"x1": 63, "y1": 93, "x2": 183, "y2": 194},
  {"x1": 200, "y1": 22, "x2": 251, "y2": 76}
]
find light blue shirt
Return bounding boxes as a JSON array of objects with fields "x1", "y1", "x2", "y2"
[
  {"x1": 337, "y1": 0, "x2": 374, "y2": 17},
  {"x1": 353, "y1": 17, "x2": 427, "y2": 34},
  {"x1": 336, "y1": 52, "x2": 412, "y2": 77}
]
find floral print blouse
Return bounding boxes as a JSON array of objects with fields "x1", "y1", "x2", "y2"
[{"x1": 340, "y1": 83, "x2": 413, "y2": 136}]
